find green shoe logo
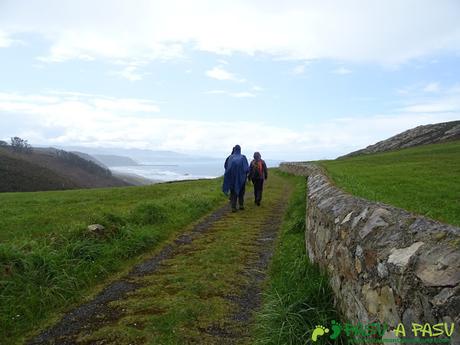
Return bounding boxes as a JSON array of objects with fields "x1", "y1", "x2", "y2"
[{"x1": 311, "y1": 325, "x2": 329, "y2": 342}]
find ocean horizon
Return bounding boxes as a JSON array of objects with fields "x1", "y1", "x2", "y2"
[{"x1": 111, "y1": 159, "x2": 282, "y2": 182}]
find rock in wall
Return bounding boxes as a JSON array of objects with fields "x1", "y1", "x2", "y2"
[{"x1": 280, "y1": 162, "x2": 460, "y2": 339}]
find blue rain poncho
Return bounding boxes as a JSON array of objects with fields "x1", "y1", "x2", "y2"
[{"x1": 222, "y1": 146, "x2": 249, "y2": 195}]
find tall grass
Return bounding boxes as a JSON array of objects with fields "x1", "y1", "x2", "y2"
[
  {"x1": 254, "y1": 174, "x2": 346, "y2": 345},
  {"x1": 0, "y1": 179, "x2": 225, "y2": 344}
]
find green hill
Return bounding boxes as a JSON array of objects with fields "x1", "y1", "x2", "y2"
[
  {"x1": 320, "y1": 140, "x2": 460, "y2": 226},
  {"x1": 0, "y1": 147, "x2": 130, "y2": 192},
  {"x1": 0, "y1": 151, "x2": 79, "y2": 192}
]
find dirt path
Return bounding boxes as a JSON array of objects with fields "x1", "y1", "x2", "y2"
[{"x1": 27, "y1": 175, "x2": 293, "y2": 345}]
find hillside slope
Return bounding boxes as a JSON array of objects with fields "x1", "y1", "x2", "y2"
[
  {"x1": 321, "y1": 140, "x2": 460, "y2": 226},
  {"x1": 340, "y1": 120, "x2": 460, "y2": 158},
  {"x1": 0, "y1": 151, "x2": 79, "y2": 192},
  {"x1": 0, "y1": 147, "x2": 130, "y2": 192}
]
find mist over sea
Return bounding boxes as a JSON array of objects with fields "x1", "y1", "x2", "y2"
[{"x1": 111, "y1": 159, "x2": 282, "y2": 182}]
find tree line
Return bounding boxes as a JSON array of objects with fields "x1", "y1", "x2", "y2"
[{"x1": 0, "y1": 137, "x2": 32, "y2": 153}]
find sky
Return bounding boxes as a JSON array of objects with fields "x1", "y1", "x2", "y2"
[{"x1": 0, "y1": 0, "x2": 459, "y2": 160}]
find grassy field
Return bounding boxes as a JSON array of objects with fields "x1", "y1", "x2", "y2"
[
  {"x1": 1, "y1": 170, "x2": 344, "y2": 344},
  {"x1": 0, "y1": 179, "x2": 226, "y2": 344},
  {"x1": 320, "y1": 140, "x2": 460, "y2": 226},
  {"x1": 253, "y1": 173, "x2": 345, "y2": 345},
  {"x1": 71, "y1": 170, "x2": 294, "y2": 344}
]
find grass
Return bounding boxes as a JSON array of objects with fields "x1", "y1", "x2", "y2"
[
  {"x1": 1, "y1": 170, "x2": 345, "y2": 344},
  {"x1": 0, "y1": 179, "x2": 226, "y2": 344},
  {"x1": 253, "y1": 172, "x2": 346, "y2": 345},
  {"x1": 74, "y1": 171, "x2": 293, "y2": 344},
  {"x1": 320, "y1": 140, "x2": 460, "y2": 226}
]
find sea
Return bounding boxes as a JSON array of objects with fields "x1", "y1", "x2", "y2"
[{"x1": 111, "y1": 159, "x2": 282, "y2": 183}]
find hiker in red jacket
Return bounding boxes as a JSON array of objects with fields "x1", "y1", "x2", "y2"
[{"x1": 248, "y1": 152, "x2": 268, "y2": 206}]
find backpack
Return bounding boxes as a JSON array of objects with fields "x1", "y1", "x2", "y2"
[{"x1": 251, "y1": 160, "x2": 264, "y2": 179}]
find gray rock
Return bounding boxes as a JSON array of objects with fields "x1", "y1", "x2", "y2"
[
  {"x1": 432, "y1": 288, "x2": 456, "y2": 306},
  {"x1": 377, "y1": 262, "x2": 389, "y2": 278},
  {"x1": 378, "y1": 286, "x2": 400, "y2": 325},
  {"x1": 416, "y1": 249, "x2": 460, "y2": 287},
  {"x1": 341, "y1": 211, "x2": 353, "y2": 224},
  {"x1": 352, "y1": 207, "x2": 369, "y2": 229},
  {"x1": 387, "y1": 242, "x2": 424, "y2": 269},
  {"x1": 359, "y1": 208, "x2": 391, "y2": 239},
  {"x1": 87, "y1": 224, "x2": 106, "y2": 236},
  {"x1": 402, "y1": 308, "x2": 418, "y2": 330}
]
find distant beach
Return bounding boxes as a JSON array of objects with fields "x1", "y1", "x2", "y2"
[{"x1": 111, "y1": 159, "x2": 282, "y2": 182}]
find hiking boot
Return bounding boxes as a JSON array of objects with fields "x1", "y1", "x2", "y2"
[{"x1": 239, "y1": 206, "x2": 245, "y2": 210}]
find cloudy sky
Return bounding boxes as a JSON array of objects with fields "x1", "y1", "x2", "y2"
[{"x1": 1, "y1": 0, "x2": 459, "y2": 160}]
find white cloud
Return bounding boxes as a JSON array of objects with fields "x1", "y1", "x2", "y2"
[
  {"x1": 205, "y1": 66, "x2": 245, "y2": 82},
  {"x1": 332, "y1": 67, "x2": 352, "y2": 75},
  {"x1": 399, "y1": 84, "x2": 460, "y2": 113},
  {"x1": 423, "y1": 82, "x2": 440, "y2": 93},
  {"x1": 402, "y1": 103, "x2": 458, "y2": 113},
  {"x1": 0, "y1": 30, "x2": 13, "y2": 48},
  {"x1": 110, "y1": 65, "x2": 145, "y2": 81},
  {"x1": 0, "y1": 90, "x2": 458, "y2": 160},
  {"x1": 204, "y1": 90, "x2": 255, "y2": 98},
  {"x1": 0, "y1": 92, "x2": 160, "y2": 114},
  {"x1": 2, "y1": 1, "x2": 460, "y2": 64}
]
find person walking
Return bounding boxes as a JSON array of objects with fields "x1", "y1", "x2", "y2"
[
  {"x1": 222, "y1": 145, "x2": 249, "y2": 212},
  {"x1": 248, "y1": 152, "x2": 268, "y2": 206},
  {"x1": 224, "y1": 146, "x2": 235, "y2": 169}
]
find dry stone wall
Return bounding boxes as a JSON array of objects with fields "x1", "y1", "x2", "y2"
[{"x1": 280, "y1": 162, "x2": 460, "y2": 340}]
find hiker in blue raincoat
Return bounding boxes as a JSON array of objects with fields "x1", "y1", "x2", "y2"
[{"x1": 222, "y1": 145, "x2": 249, "y2": 212}]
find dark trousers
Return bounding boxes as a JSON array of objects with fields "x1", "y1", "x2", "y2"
[
  {"x1": 253, "y1": 179, "x2": 264, "y2": 204},
  {"x1": 230, "y1": 184, "x2": 245, "y2": 210}
]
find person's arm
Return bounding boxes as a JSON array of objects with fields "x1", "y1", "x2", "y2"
[
  {"x1": 263, "y1": 161, "x2": 268, "y2": 180},
  {"x1": 243, "y1": 156, "x2": 249, "y2": 174}
]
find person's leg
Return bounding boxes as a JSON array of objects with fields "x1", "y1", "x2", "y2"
[
  {"x1": 252, "y1": 179, "x2": 257, "y2": 203},
  {"x1": 258, "y1": 180, "x2": 264, "y2": 204},
  {"x1": 230, "y1": 189, "x2": 237, "y2": 211},
  {"x1": 238, "y1": 183, "x2": 245, "y2": 210},
  {"x1": 255, "y1": 179, "x2": 263, "y2": 205}
]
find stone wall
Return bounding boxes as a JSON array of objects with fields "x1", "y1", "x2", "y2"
[{"x1": 280, "y1": 162, "x2": 460, "y2": 340}]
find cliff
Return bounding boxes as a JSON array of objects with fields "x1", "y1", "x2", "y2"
[{"x1": 340, "y1": 120, "x2": 460, "y2": 158}]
